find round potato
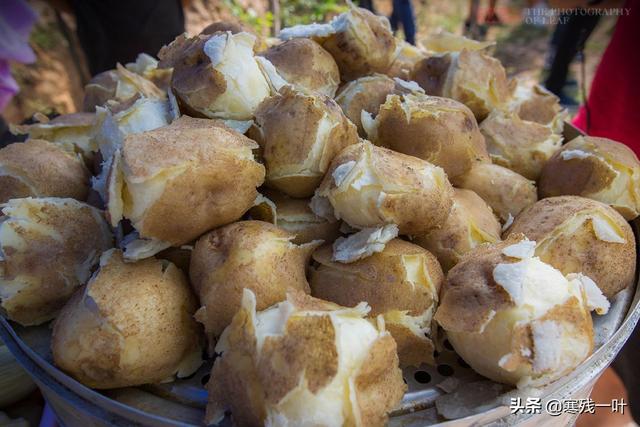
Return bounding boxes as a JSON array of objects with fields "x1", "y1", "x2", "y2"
[
  {"x1": 158, "y1": 31, "x2": 272, "y2": 120},
  {"x1": 279, "y1": 6, "x2": 396, "y2": 81},
  {"x1": 508, "y1": 83, "x2": 566, "y2": 133},
  {"x1": 412, "y1": 49, "x2": 512, "y2": 121},
  {"x1": 207, "y1": 288, "x2": 405, "y2": 427},
  {"x1": 106, "y1": 116, "x2": 265, "y2": 259},
  {"x1": 435, "y1": 235, "x2": 607, "y2": 387},
  {"x1": 505, "y1": 196, "x2": 635, "y2": 298},
  {"x1": 253, "y1": 85, "x2": 358, "y2": 197},
  {"x1": 311, "y1": 239, "x2": 443, "y2": 367},
  {"x1": 480, "y1": 110, "x2": 562, "y2": 180},
  {"x1": 422, "y1": 30, "x2": 495, "y2": 53},
  {"x1": 451, "y1": 162, "x2": 538, "y2": 223},
  {"x1": 385, "y1": 40, "x2": 427, "y2": 80},
  {"x1": 189, "y1": 221, "x2": 320, "y2": 349},
  {"x1": 0, "y1": 198, "x2": 113, "y2": 325},
  {"x1": 0, "y1": 139, "x2": 89, "y2": 203},
  {"x1": 335, "y1": 74, "x2": 419, "y2": 136},
  {"x1": 312, "y1": 141, "x2": 454, "y2": 235},
  {"x1": 250, "y1": 190, "x2": 341, "y2": 245},
  {"x1": 538, "y1": 136, "x2": 640, "y2": 220},
  {"x1": 261, "y1": 38, "x2": 340, "y2": 97},
  {"x1": 363, "y1": 92, "x2": 489, "y2": 179},
  {"x1": 200, "y1": 21, "x2": 247, "y2": 35},
  {"x1": 51, "y1": 249, "x2": 202, "y2": 389},
  {"x1": 414, "y1": 188, "x2": 501, "y2": 271}
]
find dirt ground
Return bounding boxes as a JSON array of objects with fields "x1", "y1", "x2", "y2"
[{"x1": 2, "y1": 0, "x2": 618, "y2": 124}]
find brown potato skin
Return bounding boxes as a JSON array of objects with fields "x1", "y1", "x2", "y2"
[
  {"x1": 372, "y1": 93, "x2": 489, "y2": 179},
  {"x1": 451, "y1": 162, "x2": 538, "y2": 223},
  {"x1": 189, "y1": 221, "x2": 318, "y2": 348},
  {"x1": 538, "y1": 136, "x2": 640, "y2": 220},
  {"x1": 52, "y1": 250, "x2": 202, "y2": 389},
  {"x1": 504, "y1": 196, "x2": 636, "y2": 298},
  {"x1": 261, "y1": 38, "x2": 340, "y2": 97},
  {"x1": 253, "y1": 86, "x2": 358, "y2": 198},
  {"x1": 0, "y1": 139, "x2": 90, "y2": 203},
  {"x1": 83, "y1": 70, "x2": 118, "y2": 111}
]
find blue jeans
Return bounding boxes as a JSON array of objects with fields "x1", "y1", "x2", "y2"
[{"x1": 389, "y1": 0, "x2": 416, "y2": 45}]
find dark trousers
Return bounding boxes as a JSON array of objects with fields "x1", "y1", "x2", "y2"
[
  {"x1": 544, "y1": 13, "x2": 600, "y2": 96},
  {"x1": 70, "y1": 0, "x2": 185, "y2": 76},
  {"x1": 389, "y1": 0, "x2": 416, "y2": 45}
]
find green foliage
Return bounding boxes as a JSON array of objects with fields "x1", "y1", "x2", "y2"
[
  {"x1": 224, "y1": 0, "x2": 274, "y2": 35},
  {"x1": 280, "y1": 0, "x2": 348, "y2": 27}
]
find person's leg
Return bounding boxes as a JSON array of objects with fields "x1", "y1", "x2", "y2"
[
  {"x1": 359, "y1": 0, "x2": 376, "y2": 13},
  {"x1": 544, "y1": 13, "x2": 600, "y2": 97},
  {"x1": 484, "y1": 0, "x2": 502, "y2": 24},
  {"x1": 390, "y1": 0, "x2": 400, "y2": 33},
  {"x1": 398, "y1": 0, "x2": 416, "y2": 45}
]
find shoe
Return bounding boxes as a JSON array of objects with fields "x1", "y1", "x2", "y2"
[{"x1": 484, "y1": 11, "x2": 503, "y2": 25}]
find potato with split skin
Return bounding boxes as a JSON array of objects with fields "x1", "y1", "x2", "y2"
[
  {"x1": 158, "y1": 31, "x2": 272, "y2": 120},
  {"x1": 538, "y1": 136, "x2": 640, "y2": 220},
  {"x1": 385, "y1": 40, "x2": 427, "y2": 80},
  {"x1": 279, "y1": 6, "x2": 396, "y2": 81},
  {"x1": 189, "y1": 220, "x2": 321, "y2": 350},
  {"x1": 313, "y1": 141, "x2": 454, "y2": 236},
  {"x1": 311, "y1": 239, "x2": 443, "y2": 367},
  {"x1": 253, "y1": 85, "x2": 358, "y2": 198},
  {"x1": 0, "y1": 198, "x2": 113, "y2": 326},
  {"x1": 335, "y1": 74, "x2": 421, "y2": 136},
  {"x1": 260, "y1": 38, "x2": 340, "y2": 97},
  {"x1": 451, "y1": 162, "x2": 538, "y2": 223},
  {"x1": 362, "y1": 92, "x2": 489, "y2": 179},
  {"x1": 206, "y1": 288, "x2": 406, "y2": 427},
  {"x1": 422, "y1": 30, "x2": 495, "y2": 53},
  {"x1": 414, "y1": 188, "x2": 501, "y2": 271},
  {"x1": 505, "y1": 196, "x2": 635, "y2": 298},
  {"x1": 480, "y1": 109, "x2": 563, "y2": 180},
  {"x1": 0, "y1": 139, "x2": 90, "y2": 203},
  {"x1": 51, "y1": 249, "x2": 202, "y2": 389},
  {"x1": 412, "y1": 49, "x2": 512, "y2": 121},
  {"x1": 508, "y1": 83, "x2": 567, "y2": 133},
  {"x1": 250, "y1": 190, "x2": 341, "y2": 245},
  {"x1": 435, "y1": 235, "x2": 608, "y2": 388},
  {"x1": 106, "y1": 116, "x2": 265, "y2": 260}
]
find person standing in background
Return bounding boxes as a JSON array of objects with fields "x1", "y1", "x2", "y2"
[{"x1": 390, "y1": 0, "x2": 417, "y2": 45}]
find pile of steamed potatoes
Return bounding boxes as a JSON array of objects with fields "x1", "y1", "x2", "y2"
[{"x1": 1, "y1": 5, "x2": 639, "y2": 426}]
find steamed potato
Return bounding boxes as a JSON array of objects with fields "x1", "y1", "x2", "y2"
[
  {"x1": 538, "y1": 136, "x2": 640, "y2": 220},
  {"x1": 250, "y1": 190, "x2": 341, "y2": 245},
  {"x1": 0, "y1": 139, "x2": 89, "y2": 203},
  {"x1": 261, "y1": 38, "x2": 340, "y2": 97},
  {"x1": 335, "y1": 74, "x2": 420, "y2": 136},
  {"x1": 189, "y1": 221, "x2": 320, "y2": 349},
  {"x1": 385, "y1": 40, "x2": 428, "y2": 80},
  {"x1": 414, "y1": 188, "x2": 501, "y2": 271},
  {"x1": 158, "y1": 31, "x2": 273, "y2": 119},
  {"x1": 313, "y1": 141, "x2": 454, "y2": 235},
  {"x1": 451, "y1": 162, "x2": 538, "y2": 223},
  {"x1": 311, "y1": 239, "x2": 443, "y2": 367},
  {"x1": 480, "y1": 110, "x2": 562, "y2": 180},
  {"x1": 253, "y1": 85, "x2": 358, "y2": 197},
  {"x1": 412, "y1": 49, "x2": 512, "y2": 121},
  {"x1": 422, "y1": 31, "x2": 495, "y2": 53},
  {"x1": 0, "y1": 198, "x2": 113, "y2": 325},
  {"x1": 279, "y1": 6, "x2": 396, "y2": 80},
  {"x1": 508, "y1": 83, "x2": 566, "y2": 133},
  {"x1": 51, "y1": 249, "x2": 202, "y2": 389},
  {"x1": 207, "y1": 289, "x2": 406, "y2": 426},
  {"x1": 106, "y1": 116, "x2": 265, "y2": 259},
  {"x1": 200, "y1": 21, "x2": 247, "y2": 35},
  {"x1": 505, "y1": 196, "x2": 635, "y2": 298},
  {"x1": 362, "y1": 92, "x2": 489, "y2": 179},
  {"x1": 11, "y1": 113, "x2": 98, "y2": 158},
  {"x1": 435, "y1": 235, "x2": 607, "y2": 387}
]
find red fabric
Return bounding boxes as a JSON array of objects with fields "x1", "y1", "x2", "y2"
[{"x1": 572, "y1": 0, "x2": 640, "y2": 156}]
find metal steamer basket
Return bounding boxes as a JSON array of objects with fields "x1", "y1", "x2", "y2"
[{"x1": 1, "y1": 217, "x2": 639, "y2": 427}]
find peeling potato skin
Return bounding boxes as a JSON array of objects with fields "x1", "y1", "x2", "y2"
[
  {"x1": 0, "y1": 139, "x2": 90, "y2": 203},
  {"x1": 538, "y1": 136, "x2": 640, "y2": 220},
  {"x1": 200, "y1": 21, "x2": 246, "y2": 35},
  {"x1": 51, "y1": 250, "x2": 202, "y2": 389},
  {"x1": 451, "y1": 162, "x2": 538, "y2": 223},
  {"x1": 189, "y1": 221, "x2": 317, "y2": 347},
  {"x1": 253, "y1": 86, "x2": 358, "y2": 198},
  {"x1": 372, "y1": 93, "x2": 489, "y2": 179},
  {"x1": 411, "y1": 54, "x2": 451, "y2": 97},
  {"x1": 261, "y1": 38, "x2": 340, "y2": 97},
  {"x1": 414, "y1": 188, "x2": 501, "y2": 272},
  {"x1": 83, "y1": 70, "x2": 118, "y2": 112},
  {"x1": 0, "y1": 198, "x2": 113, "y2": 326},
  {"x1": 320, "y1": 8, "x2": 397, "y2": 81},
  {"x1": 505, "y1": 196, "x2": 636, "y2": 298},
  {"x1": 318, "y1": 142, "x2": 454, "y2": 235},
  {"x1": 335, "y1": 74, "x2": 397, "y2": 136}
]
